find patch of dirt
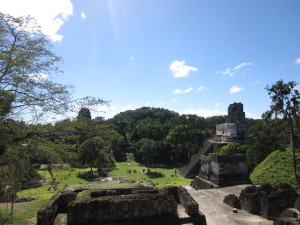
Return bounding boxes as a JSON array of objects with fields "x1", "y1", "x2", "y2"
[
  {"x1": 25, "y1": 217, "x2": 37, "y2": 225},
  {"x1": 0, "y1": 199, "x2": 39, "y2": 212}
]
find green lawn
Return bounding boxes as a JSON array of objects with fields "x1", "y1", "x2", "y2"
[
  {"x1": 18, "y1": 167, "x2": 91, "y2": 200},
  {"x1": 109, "y1": 161, "x2": 191, "y2": 189}
]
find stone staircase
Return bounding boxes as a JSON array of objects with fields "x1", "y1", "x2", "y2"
[{"x1": 179, "y1": 141, "x2": 214, "y2": 178}]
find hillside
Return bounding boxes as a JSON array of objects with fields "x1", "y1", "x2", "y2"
[{"x1": 251, "y1": 147, "x2": 300, "y2": 192}]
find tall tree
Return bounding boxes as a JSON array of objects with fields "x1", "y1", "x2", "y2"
[
  {"x1": 264, "y1": 80, "x2": 300, "y2": 184},
  {"x1": 0, "y1": 12, "x2": 72, "y2": 119}
]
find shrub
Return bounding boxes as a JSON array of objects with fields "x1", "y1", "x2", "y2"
[{"x1": 216, "y1": 142, "x2": 247, "y2": 155}]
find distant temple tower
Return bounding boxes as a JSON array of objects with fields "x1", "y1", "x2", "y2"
[{"x1": 216, "y1": 102, "x2": 247, "y2": 142}]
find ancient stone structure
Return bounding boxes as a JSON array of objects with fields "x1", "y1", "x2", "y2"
[
  {"x1": 37, "y1": 191, "x2": 77, "y2": 225},
  {"x1": 238, "y1": 184, "x2": 298, "y2": 220},
  {"x1": 192, "y1": 154, "x2": 250, "y2": 189},
  {"x1": 77, "y1": 107, "x2": 91, "y2": 121},
  {"x1": 180, "y1": 102, "x2": 247, "y2": 178},
  {"x1": 37, "y1": 185, "x2": 206, "y2": 225},
  {"x1": 215, "y1": 102, "x2": 247, "y2": 142},
  {"x1": 223, "y1": 194, "x2": 241, "y2": 209}
]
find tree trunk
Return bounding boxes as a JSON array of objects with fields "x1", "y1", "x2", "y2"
[
  {"x1": 10, "y1": 193, "x2": 14, "y2": 218},
  {"x1": 289, "y1": 117, "x2": 300, "y2": 184}
]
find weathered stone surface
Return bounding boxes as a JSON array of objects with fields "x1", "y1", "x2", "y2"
[
  {"x1": 208, "y1": 154, "x2": 250, "y2": 187},
  {"x1": 67, "y1": 190, "x2": 177, "y2": 224},
  {"x1": 178, "y1": 186, "x2": 199, "y2": 215},
  {"x1": 273, "y1": 217, "x2": 300, "y2": 225},
  {"x1": 223, "y1": 194, "x2": 241, "y2": 209},
  {"x1": 279, "y1": 208, "x2": 299, "y2": 218},
  {"x1": 294, "y1": 196, "x2": 300, "y2": 212},
  {"x1": 37, "y1": 191, "x2": 77, "y2": 225},
  {"x1": 239, "y1": 184, "x2": 298, "y2": 220},
  {"x1": 191, "y1": 176, "x2": 219, "y2": 190},
  {"x1": 161, "y1": 185, "x2": 179, "y2": 203},
  {"x1": 239, "y1": 185, "x2": 261, "y2": 215}
]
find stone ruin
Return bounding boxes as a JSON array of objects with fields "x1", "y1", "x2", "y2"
[
  {"x1": 179, "y1": 102, "x2": 247, "y2": 178},
  {"x1": 191, "y1": 153, "x2": 250, "y2": 190},
  {"x1": 222, "y1": 183, "x2": 299, "y2": 223},
  {"x1": 215, "y1": 102, "x2": 247, "y2": 142},
  {"x1": 37, "y1": 185, "x2": 206, "y2": 225}
]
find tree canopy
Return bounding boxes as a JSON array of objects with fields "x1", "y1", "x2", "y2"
[{"x1": 0, "y1": 12, "x2": 72, "y2": 119}]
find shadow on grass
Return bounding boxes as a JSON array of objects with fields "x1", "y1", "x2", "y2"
[{"x1": 146, "y1": 171, "x2": 165, "y2": 179}]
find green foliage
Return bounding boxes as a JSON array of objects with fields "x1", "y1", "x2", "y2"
[
  {"x1": 200, "y1": 155, "x2": 211, "y2": 163},
  {"x1": 245, "y1": 118, "x2": 285, "y2": 170},
  {"x1": 251, "y1": 148, "x2": 300, "y2": 192},
  {"x1": 79, "y1": 136, "x2": 111, "y2": 172},
  {"x1": 264, "y1": 80, "x2": 300, "y2": 184},
  {"x1": 0, "y1": 12, "x2": 72, "y2": 117},
  {"x1": 134, "y1": 138, "x2": 157, "y2": 168},
  {"x1": 216, "y1": 142, "x2": 247, "y2": 155}
]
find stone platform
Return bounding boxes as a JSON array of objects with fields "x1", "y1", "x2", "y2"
[{"x1": 183, "y1": 185, "x2": 273, "y2": 225}]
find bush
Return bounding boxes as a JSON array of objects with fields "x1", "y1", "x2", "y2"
[
  {"x1": 200, "y1": 155, "x2": 211, "y2": 163},
  {"x1": 216, "y1": 142, "x2": 247, "y2": 155}
]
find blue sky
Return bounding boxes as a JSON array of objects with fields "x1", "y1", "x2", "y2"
[{"x1": 1, "y1": 0, "x2": 300, "y2": 119}]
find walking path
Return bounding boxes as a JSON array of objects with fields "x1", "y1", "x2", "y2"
[{"x1": 183, "y1": 185, "x2": 273, "y2": 225}]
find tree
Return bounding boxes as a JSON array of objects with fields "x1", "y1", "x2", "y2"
[
  {"x1": 264, "y1": 80, "x2": 300, "y2": 184},
  {"x1": 78, "y1": 136, "x2": 114, "y2": 174},
  {"x1": 134, "y1": 138, "x2": 157, "y2": 168},
  {"x1": 166, "y1": 114, "x2": 207, "y2": 163},
  {"x1": 245, "y1": 119, "x2": 285, "y2": 170},
  {"x1": 0, "y1": 12, "x2": 72, "y2": 119}
]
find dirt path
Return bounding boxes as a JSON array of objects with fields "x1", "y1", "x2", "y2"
[{"x1": 183, "y1": 185, "x2": 273, "y2": 225}]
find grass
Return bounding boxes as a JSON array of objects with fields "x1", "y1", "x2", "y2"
[
  {"x1": 251, "y1": 147, "x2": 300, "y2": 192},
  {"x1": 109, "y1": 153, "x2": 192, "y2": 189},
  {"x1": 18, "y1": 167, "x2": 91, "y2": 200},
  {"x1": 0, "y1": 199, "x2": 47, "y2": 225}
]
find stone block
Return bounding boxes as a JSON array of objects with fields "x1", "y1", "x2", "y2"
[
  {"x1": 223, "y1": 194, "x2": 241, "y2": 209},
  {"x1": 239, "y1": 185, "x2": 261, "y2": 215},
  {"x1": 178, "y1": 186, "x2": 199, "y2": 215}
]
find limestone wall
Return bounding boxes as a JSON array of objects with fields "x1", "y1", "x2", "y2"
[
  {"x1": 67, "y1": 190, "x2": 177, "y2": 224},
  {"x1": 37, "y1": 191, "x2": 77, "y2": 225}
]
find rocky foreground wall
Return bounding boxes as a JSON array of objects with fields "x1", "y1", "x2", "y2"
[{"x1": 67, "y1": 190, "x2": 177, "y2": 224}]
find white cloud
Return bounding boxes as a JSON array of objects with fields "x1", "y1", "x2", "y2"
[
  {"x1": 27, "y1": 73, "x2": 48, "y2": 80},
  {"x1": 250, "y1": 80, "x2": 261, "y2": 85},
  {"x1": 144, "y1": 102, "x2": 151, "y2": 106},
  {"x1": 216, "y1": 68, "x2": 234, "y2": 77},
  {"x1": 80, "y1": 12, "x2": 86, "y2": 20},
  {"x1": 1, "y1": 0, "x2": 73, "y2": 42},
  {"x1": 229, "y1": 85, "x2": 243, "y2": 94},
  {"x1": 170, "y1": 60, "x2": 198, "y2": 78},
  {"x1": 180, "y1": 109, "x2": 226, "y2": 118},
  {"x1": 295, "y1": 57, "x2": 300, "y2": 65},
  {"x1": 197, "y1": 86, "x2": 208, "y2": 92},
  {"x1": 121, "y1": 103, "x2": 137, "y2": 111},
  {"x1": 130, "y1": 56, "x2": 136, "y2": 61},
  {"x1": 172, "y1": 99, "x2": 181, "y2": 103},
  {"x1": 234, "y1": 62, "x2": 253, "y2": 70},
  {"x1": 217, "y1": 62, "x2": 253, "y2": 77},
  {"x1": 245, "y1": 111, "x2": 260, "y2": 119},
  {"x1": 215, "y1": 102, "x2": 221, "y2": 107},
  {"x1": 157, "y1": 102, "x2": 165, "y2": 106},
  {"x1": 172, "y1": 87, "x2": 193, "y2": 94}
]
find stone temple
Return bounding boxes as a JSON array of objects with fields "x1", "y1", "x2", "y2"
[
  {"x1": 215, "y1": 102, "x2": 247, "y2": 142},
  {"x1": 179, "y1": 102, "x2": 248, "y2": 179}
]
